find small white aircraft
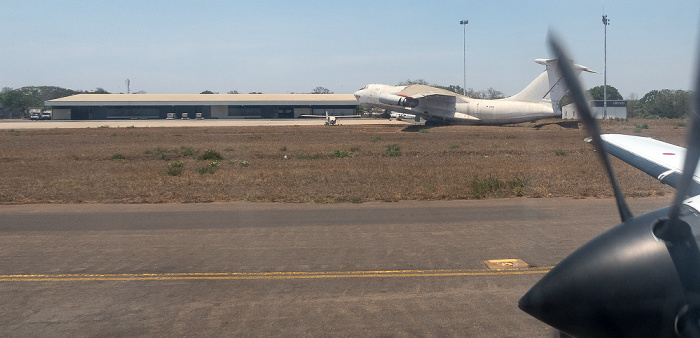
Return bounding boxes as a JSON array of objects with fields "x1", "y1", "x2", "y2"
[
  {"x1": 389, "y1": 112, "x2": 419, "y2": 122},
  {"x1": 354, "y1": 59, "x2": 596, "y2": 125},
  {"x1": 301, "y1": 111, "x2": 361, "y2": 125}
]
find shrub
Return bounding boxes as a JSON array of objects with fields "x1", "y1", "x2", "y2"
[
  {"x1": 179, "y1": 146, "x2": 196, "y2": 157},
  {"x1": 145, "y1": 147, "x2": 171, "y2": 160},
  {"x1": 111, "y1": 153, "x2": 125, "y2": 161},
  {"x1": 555, "y1": 150, "x2": 567, "y2": 156},
  {"x1": 328, "y1": 149, "x2": 352, "y2": 158},
  {"x1": 197, "y1": 160, "x2": 220, "y2": 174},
  {"x1": 385, "y1": 144, "x2": 401, "y2": 157},
  {"x1": 166, "y1": 161, "x2": 184, "y2": 176},
  {"x1": 470, "y1": 175, "x2": 531, "y2": 198},
  {"x1": 199, "y1": 149, "x2": 223, "y2": 161},
  {"x1": 470, "y1": 176, "x2": 504, "y2": 199}
]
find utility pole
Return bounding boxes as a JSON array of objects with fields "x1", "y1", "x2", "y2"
[
  {"x1": 460, "y1": 20, "x2": 468, "y2": 96},
  {"x1": 602, "y1": 15, "x2": 610, "y2": 119}
]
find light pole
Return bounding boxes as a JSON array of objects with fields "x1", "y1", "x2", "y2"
[
  {"x1": 460, "y1": 20, "x2": 468, "y2": 96},
  {"x1": 602, "y1": 15, "x2": 610, "y2": 119}
]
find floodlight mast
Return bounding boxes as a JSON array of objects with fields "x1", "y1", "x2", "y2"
[
  {"x1": 460, "y1": 20, "x2": 468, "y2": 96},
  {"x1": 603, "y1": 15, "x2": 610, "y2": 119}
]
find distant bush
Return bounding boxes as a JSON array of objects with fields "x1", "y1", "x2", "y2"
[
  {"x1": 385, "y1": 144, "x2": 401, "y2": 157},
  {"x1": 111, "y1": 153, "x2": 125, "y2": 161},
  {"x1": 470, "y1": 175, "x2": 531, "y2": 198},
  {"x1": 197, "y1": 160, "x2": 220, "y2": 174},
  {"x1": 179, "y1": 146, "x2": 196, "y2": 157},
  {"x1": 328, "y1": 149, "x2": 352, "y2": 158},
  {"x1": 199, "y1": 150, "x2": 223, "y2": 161},
  {"x1": 145, "y1": 147, "x2": 171, "y2": 160},
  {"x1": 166, "y1": 161, "x2": 184, "y2": 176}
]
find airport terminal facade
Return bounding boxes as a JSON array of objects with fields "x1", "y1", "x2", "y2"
[{"x1": 45, "y1": 94, "x2": 359, "y2": 120}]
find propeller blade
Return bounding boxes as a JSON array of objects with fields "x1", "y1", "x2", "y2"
[
  {"x1": 652, "y1": 37, "x2": 700, "y2": 313},
  {"x1": 664, "y1": 54, "x2": 700, "y2": 234},
  {"x1": 547, "y1": 34, "x2": 633, "y2": 222}
]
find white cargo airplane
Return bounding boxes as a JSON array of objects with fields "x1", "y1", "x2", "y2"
[{"x1": 354, "y1": 59, "x2": 596, "y2": 125}]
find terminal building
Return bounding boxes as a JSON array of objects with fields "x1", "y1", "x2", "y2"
[
  {"x1": 45, "y1": 94, "x2": 359, "y2": 120},
  {"x1": 561, "y1": 100, "x2": 627, "y2": 119}
]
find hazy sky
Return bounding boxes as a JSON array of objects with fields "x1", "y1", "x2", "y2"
[{"x1": 2, "y1": 1, "x2": 699, "y2": 97}]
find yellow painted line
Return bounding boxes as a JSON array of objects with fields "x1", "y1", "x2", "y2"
[{"x1": 0, "y1": 267, "x2": 553, "y2": 282}]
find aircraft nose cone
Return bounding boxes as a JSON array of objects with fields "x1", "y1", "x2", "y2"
[
  {"x1": 353, "y1": 90, "x2": 364, "y2": 102},
  {"x1": 520, "y1": 209, "x2": 683, "y2": 337}
]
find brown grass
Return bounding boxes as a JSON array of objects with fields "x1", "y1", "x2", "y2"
[{"x1": 0, "y1": 119, "x2": 687, "y2": 204}]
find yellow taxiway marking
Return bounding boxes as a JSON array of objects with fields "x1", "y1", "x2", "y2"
[{"x1": 0, "y1": 267, "x2": 552, "y2": 282}]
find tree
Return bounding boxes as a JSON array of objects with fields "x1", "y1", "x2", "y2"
[
  {"x1": 227, "y1": 90, "x2": 239, "y2": 94},
  {"x1": 485, "y1": 87, "x2": 505, "y2": 99},
  {"x1": 587, "y1": 85, "x2": 622, "y2": 101},
  {"x1": 0, "y1": 87, "x2": 41, "y2": 118},
  {"x1": 311, "y1": 87, "x2": 333, "y2": 94},
  {"x1": 397, "y1": 79, "x2": 430, "y2": 86},
  {"x1": 200, "y1": 90, "x2": 215, "y2": 94},
  {"x1": 434, "y1": 84, "x2": 465, "y2": 95},
  {"x1": 559, "y1": 85, "x2": 621, "y2": 108},
  {"x1": 635, "y1": 89, "x2": 691, "y2": 119}
]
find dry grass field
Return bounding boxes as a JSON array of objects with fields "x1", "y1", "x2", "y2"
[{"x1": 0, "y1": 118, "x2": 688, "y2": 204}]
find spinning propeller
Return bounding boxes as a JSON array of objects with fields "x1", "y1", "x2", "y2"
[{"x1": 519, "y1": 33, "x2": 700, "y2": 337}]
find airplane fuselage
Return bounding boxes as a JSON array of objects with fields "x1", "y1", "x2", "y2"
[{"x1": 354, "y1": 84, "x2": 558, "y2": 125}]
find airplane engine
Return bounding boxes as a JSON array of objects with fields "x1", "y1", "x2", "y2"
[{"x1": 378, "y1": 94, "x2": 419, "y2": 108}]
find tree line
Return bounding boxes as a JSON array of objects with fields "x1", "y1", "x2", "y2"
[
  {"x1": 0, "y1": 83, "x2": 693, "y2": 119},
  {"x1": 0, "y1": 86, "x2": 109, "y2": 118},
  {"x1": 564, "y1": 85, "x2": 693, "y2": 119}
]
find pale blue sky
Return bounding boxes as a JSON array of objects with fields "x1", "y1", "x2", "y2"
[{"x1": 2, "y1": 1, "x2": 699, "y2": 97}]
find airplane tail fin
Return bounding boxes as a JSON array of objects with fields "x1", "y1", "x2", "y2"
[{"x1": 505, "y1": 59, "x2": 597, "y2": 110}]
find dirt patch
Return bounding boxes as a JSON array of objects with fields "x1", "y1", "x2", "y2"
[{"x1": 0, "y1": 119, "x2": 685, "y2": 203}]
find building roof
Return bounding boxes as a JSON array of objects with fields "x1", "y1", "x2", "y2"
[{"x1": 46, "y1": 94, "x2": 358, "y2": 106}]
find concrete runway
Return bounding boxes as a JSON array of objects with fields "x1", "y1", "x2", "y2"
[
  {"x1": 0, "y1": 197, "x2": 671, "y2": 336},
  {"x1": 0, "y1": 118, "x2": 411, "y2": 129}
]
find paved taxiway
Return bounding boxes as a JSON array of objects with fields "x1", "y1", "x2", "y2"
[
  {"x1": 0, "y1": 118, "x2": 411, "y2": 129},
  {"x1": 0, "y1": 197, "x2": 671, "y2": 336}
]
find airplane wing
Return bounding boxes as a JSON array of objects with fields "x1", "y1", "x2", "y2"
[
  {"x1": 396, "y1": 85, "x2": 462, "y2": 99},
  {"x1": 598, "y1": 134, "x2": 700, "y2": 196},
  {"x1": 395, "y1": 85, "x2": 464, "y2": 118}
]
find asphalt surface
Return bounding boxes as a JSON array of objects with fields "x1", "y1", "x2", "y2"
[
  {"x1": 0, "y1": 197, "x2": 672, "y2": 336},
  {"x1": 0, "y1": 118, "x2": 411, "y2": 129}
]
